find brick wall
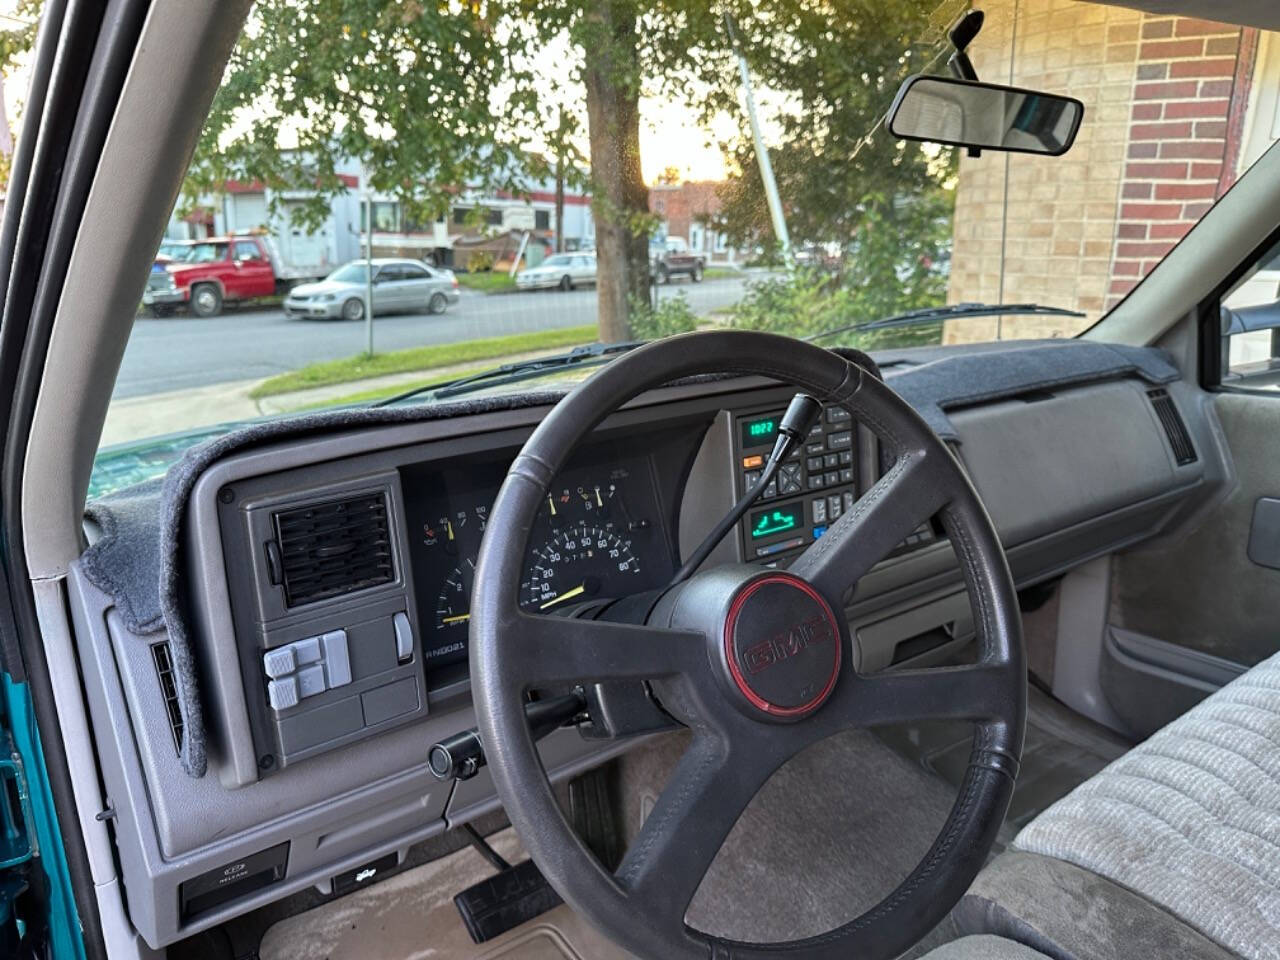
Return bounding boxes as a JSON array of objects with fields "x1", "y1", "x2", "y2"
[
  {"x1": 945, "y1": 0, "x2": 1144, "y2": 343},
  {"x1": 943, "y1": 1, "x2": 1258, "y2": 343},
  {"x1": 1107, "y1": 17, "x2": 1256, "y2": 307}
]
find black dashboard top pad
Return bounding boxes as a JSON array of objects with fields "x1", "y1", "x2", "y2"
[{"x1": 79, "y1": 338, "x2": 1172, "y2": 777}]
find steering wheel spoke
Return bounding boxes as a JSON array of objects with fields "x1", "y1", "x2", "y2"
[
  {"x1": 615, "y1": 729, "x2": 784, "y2": 926},
  {"x1": 789, "y1": 449, "x2": 952, "y2": 603},
  {"x1": 808, "y1": 661, "x2": 1017, "y2": 740},
  {"x1": 508, "y1": 611, "x2": 707, "y2": 690}
]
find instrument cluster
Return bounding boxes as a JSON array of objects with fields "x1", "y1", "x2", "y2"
[{"x1": 401, "y1": 444, "x2": 674, "y2": 672}]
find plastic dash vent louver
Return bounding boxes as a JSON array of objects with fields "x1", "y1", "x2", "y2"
[
  {"x1": 1147, "y1": 388, "x2": 1197, "y2": 466},
  {"x1": 151, "y1": 642, "x2": 184, "y2": 755},
  {"x1": 273, "y1": 492, "x2": 394, "y2": 606}
]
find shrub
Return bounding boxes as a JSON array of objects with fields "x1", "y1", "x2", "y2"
[
  {"x1": 629, "y1": 292, "x2": 699, "y2": 341},
  {"x1": 467, "y1": 250, "x2": 496, "y2": 273}
]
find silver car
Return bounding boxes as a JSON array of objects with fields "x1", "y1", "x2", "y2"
[
  {"x1": 283, "y1": 258, "x2": 460, "y2": 320},
  {"x1": 515, "y1": 252, "x2": 597, "y2": 291}
]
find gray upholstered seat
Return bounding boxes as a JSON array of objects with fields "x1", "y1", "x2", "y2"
[
  {"x1": 918, "y1": 935, "x2": 1051, "y2": 959},
  {"x1": 960, "y1": 651, "x2": 1280, "y2": 960}
]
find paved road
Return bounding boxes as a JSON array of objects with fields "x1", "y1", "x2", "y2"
[{"x1": 112, "y1": 275, "x2": 754, "y2": 399}]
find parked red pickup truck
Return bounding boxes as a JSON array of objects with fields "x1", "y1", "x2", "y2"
[{"x1": 143, "y1": 235, "x2": 280, "y2": 317}]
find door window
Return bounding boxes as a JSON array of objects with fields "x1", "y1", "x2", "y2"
[
  {"x1": 1220, "y1": 239, "x2": 1280, "y2": 390},
  {"x1": 233, "y1": 241, "x2": 263, "y2": 262}
]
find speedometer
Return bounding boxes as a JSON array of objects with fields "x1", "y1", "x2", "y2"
[{"x1": 522, "y1": 523, "x2": 641, "y2": 611}]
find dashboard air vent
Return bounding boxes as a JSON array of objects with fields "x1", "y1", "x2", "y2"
[
  {"x1": 151, "y1": 642, "x2": 184, "y2": 756},
  {"x1": 1147, "y1": 388, "x2": 1197, "y2": 466},
  {"x1": 273, "y1": 492, "x2": 394, "y2": 607}
]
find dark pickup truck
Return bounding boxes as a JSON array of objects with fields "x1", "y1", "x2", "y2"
[{"x1": 651, "y1": 238, "x2": 705, "y2": 283}]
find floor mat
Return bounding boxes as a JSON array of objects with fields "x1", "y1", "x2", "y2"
[
  {"x1": 259, "y1": 829, "x2": 633, "y2": 960},
  {"x1": 876, "y1": 684, "x2": 1132, "y2": 834},
  {"x1": 616, "y1": 728, "x2": 961, "y2": 944}
]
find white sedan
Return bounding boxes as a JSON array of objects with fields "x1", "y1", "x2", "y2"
[{"x1": 516, "y1": 253, "x2": 597, "y2": 291}]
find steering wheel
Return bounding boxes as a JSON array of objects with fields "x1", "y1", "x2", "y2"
[{"x1": 471, "y1": 330, "x2": 1025, "y2": 960}]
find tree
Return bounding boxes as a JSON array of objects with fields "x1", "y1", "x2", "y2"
[
  {"x1": 0, "y1": 0, "x2": 962, "y2": 342},
  {"x1": 706, "y1": 0, "x2": 962, "y2": 318},
  {"x1": 183, "y1": 2, "x2": 547, "y2": 234}
]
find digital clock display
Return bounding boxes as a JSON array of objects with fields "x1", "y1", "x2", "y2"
[
  {"x1": 748, "y1": 502, "x2": 804, "y2": 540},
  {"x1": 740, "y1": 415, "x2": 780, "y2": 449}
]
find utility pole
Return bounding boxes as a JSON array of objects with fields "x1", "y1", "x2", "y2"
[
  {"x1": 725, "y1": 14, "x2": 792, "y2": 265},
  {"x1": 363, "y1": 192, "x2": 374, "y2": 356}
]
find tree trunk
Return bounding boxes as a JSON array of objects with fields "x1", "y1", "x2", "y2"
[{"x1": 580, "y1": 1, "x2": 650, "y2": 343}]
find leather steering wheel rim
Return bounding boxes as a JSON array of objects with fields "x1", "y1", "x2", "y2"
[{"x1": 470, "y1": 330, "x2": 1026, "y2": 960}]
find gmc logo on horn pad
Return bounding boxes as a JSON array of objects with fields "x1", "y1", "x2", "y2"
[{"x1": 742, "y1": 615, "x2": 834, "y2": 675}]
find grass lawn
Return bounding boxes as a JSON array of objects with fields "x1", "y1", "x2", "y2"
[
  {"x1": 250, "y1": 324, "x2": 597, "y2": 398},
  {"x1": 455, "y1": 271, "x2": 518, "y2": 293},
  {"x1": 703, "y1": 266, "x2": 741, "y2": 280},
  {"x1": 295, "y1": 366, "x2": 496, "y2": 409}
]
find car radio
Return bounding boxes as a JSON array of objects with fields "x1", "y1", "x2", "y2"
[{"x1": 734, "y1": 404, "x2": 935, "y2": 566}]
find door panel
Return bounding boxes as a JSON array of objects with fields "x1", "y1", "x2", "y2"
[{"x1": 1109, "y1": 392, "x2": 1280, "y2": 667}]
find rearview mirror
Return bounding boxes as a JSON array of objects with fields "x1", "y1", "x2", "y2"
[{"x1": 887, "y1": 75, "x2": 1083, "y2": 157}]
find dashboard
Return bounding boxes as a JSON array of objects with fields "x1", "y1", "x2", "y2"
[{"x1": 66, "y1": 344, "x2": 1222, "y2": 949}]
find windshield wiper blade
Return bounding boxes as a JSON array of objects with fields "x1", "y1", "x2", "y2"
[
  {"x1": 374, "y1": 340, "x2": 645, "y2": 407},
  {"x1": 806, "y1": 302, "x2": 1086, "y2": 343}
]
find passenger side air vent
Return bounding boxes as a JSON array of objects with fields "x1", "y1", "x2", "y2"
[
  {"x1": 151, "y1": 642, "x2": 184, "y2": 756},
  {"x1": 1147, "y1": 388, "x2": 1197, "y2": 466},
  {"x1": 272, "y1": 492, "x2": 394, "y2": 607}
]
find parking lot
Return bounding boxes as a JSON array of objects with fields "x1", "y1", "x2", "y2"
[{"x1": 113, "y1": 274, "x2": 754, "y2": 399}]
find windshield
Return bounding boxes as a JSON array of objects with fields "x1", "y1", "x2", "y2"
[
  {"x1": 326, "y1": 263, "x2": 372, "y2": 284},
  {"x1": 59, "y1": 1, "x2": 1279, "y2": 496},
  {"x1": 177, "y1": 242, "x2": 228, "y2": 264}
]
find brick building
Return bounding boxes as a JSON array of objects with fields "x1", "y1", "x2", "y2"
[
  {"x1": 649, "y1": 180, "x2": 744, "y2": 263},
  {"x1": 944, "y1": 0, "x2": 1275, "y2": 343}
]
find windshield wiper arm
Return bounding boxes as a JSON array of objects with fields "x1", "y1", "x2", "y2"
[
  {"x1": 374, "y1": 340, "x2": 645, "y2": 406},
  {"x1": 806, "y1": 302, "x2": 1085, "y2": 344}
]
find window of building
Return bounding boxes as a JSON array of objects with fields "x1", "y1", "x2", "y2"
[
  {"x1": 535, "y1": 209, "x2": 551, "y2": 230},
  {"x1": 361, "y1": 201, "x2": 400, "y2": 232}
]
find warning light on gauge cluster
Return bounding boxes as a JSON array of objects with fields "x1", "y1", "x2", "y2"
[{"x1": 749, "y1": 502, "x2": 803, "y2": 539}]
